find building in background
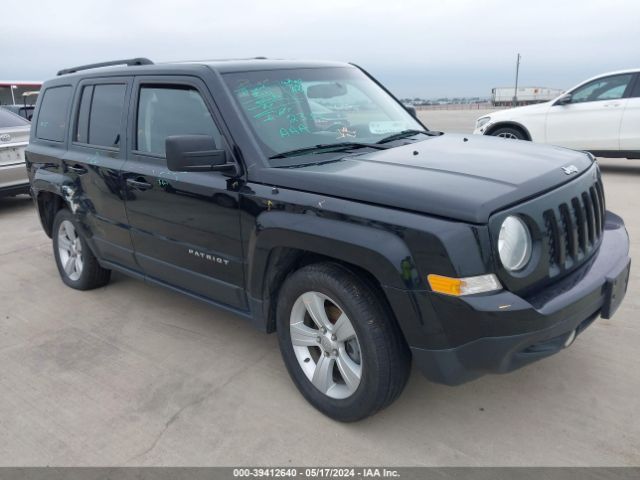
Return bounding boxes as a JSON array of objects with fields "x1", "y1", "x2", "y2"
[
  {"x1": 491, "y1": 86, "x2": 564, "y2": 106},
  {"x1": 0, "y1": 81, "x2": 42, "y2": 106}
]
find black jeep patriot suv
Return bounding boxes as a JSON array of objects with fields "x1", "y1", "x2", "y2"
[{"x1": 26, "y1": 58, "x2": 630, "y2": 421}]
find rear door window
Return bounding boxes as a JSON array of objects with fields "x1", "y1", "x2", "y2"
[
  {"x1": 36, "y1": 86, "x2": 72, "y2": 142},
  {"x1": 631, "y1": 75, "x2": 640, "y2": 98},
  {"x1": 87, "y1": 84, "x2": 127, "y2": 148},
  {"x1": 75, "y1": 85, "x2": 93, "y2": 144}
]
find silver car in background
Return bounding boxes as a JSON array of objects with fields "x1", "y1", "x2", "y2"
[{"x1": 0, "y1": 108, "x2": 30, "y2": 198}]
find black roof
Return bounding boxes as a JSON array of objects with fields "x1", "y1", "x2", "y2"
[
  {"x1": 186, "y1": 58, "x2": 349, "y2": 72},
  {"x1": 54, "y1": 57, "x2": 352, "y2": 80}
]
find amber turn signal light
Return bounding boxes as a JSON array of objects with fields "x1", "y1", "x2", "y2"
[{"x1": 427, "y1": 273, "x2": 502, "y2": 296}]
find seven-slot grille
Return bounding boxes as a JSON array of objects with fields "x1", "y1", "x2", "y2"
[{"x1": 543, "y1": 177, "x2": 605, "y2": 275}]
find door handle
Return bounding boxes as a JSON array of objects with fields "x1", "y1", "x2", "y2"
[
  {"x1": 603, "y1": 103, "x2": 621, "y2": 108},
  {"x1": 67, "y1": 164, "x2": 88, "y2": 174},
  {"x1": 126, "y1": 177, "x2": 153, "y2": 191}
]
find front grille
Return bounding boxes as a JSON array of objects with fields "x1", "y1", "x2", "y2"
[{"x1": 542, "y1": 177, "x2": 605, "y2": 276}]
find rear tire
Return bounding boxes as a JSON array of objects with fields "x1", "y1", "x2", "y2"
[
  {"x1": 490, "y1": 126, "x2": 526, "y2": 140},
  {"x1": 276, "y1": 262, "x2": 411, "y2": 422},
  {"x1": 52, "y1": 209, "x2": 111, "y2": 290}
]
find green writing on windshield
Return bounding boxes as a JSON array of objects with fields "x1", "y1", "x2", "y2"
[{"x1": 235, "y1": 78, "x2": 311, "y2": 137}]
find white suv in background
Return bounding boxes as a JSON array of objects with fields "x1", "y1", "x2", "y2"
[{"x1": 474, "y1": 69, "x2": 640, "y2": 159}]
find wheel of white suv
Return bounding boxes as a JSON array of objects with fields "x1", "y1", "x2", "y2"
[
  {"x1": 52, "y1": 209, "x2": 111, "y2": 290},
  {"x1": 491, "y1": 126, "x2": 526, "y2": 140},
  {"x1": 276, "y1": 262, "x2": 411, "y2": 422}
]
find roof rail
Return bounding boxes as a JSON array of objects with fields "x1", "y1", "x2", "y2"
[{"x1": 57, "y1": 57, "x2": 154, "y2": 76}]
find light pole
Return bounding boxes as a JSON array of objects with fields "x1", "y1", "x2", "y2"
[
  {"x1": 512, "y1": 53, "x2": 521, "y2": 108},
  {"x1": 11, "y1": 85, "x2": 17, "y2": 105}
]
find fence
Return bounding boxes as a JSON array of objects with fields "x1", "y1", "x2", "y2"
[{"x1": 415, "y1": 102, "x2": 498, "y2": 111}]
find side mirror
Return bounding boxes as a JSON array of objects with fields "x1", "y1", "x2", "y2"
[
  {"x1": 405, "y1": 105, "x2": 418, "y2": 118},
  {"x1": 165, "y1": 135, "x2": 235, "y2": 173},
  {"x1": 555, "y1": 93, "x2": 572, "y2": 106}
]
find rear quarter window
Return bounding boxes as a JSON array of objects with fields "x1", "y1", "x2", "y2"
[{"x1": 36, "y1": 86, "x2": 72, "y2": 142}]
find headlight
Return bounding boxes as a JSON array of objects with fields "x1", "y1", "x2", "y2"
[
  {"x1": 498, "y1": 216, "x2": 532, "y2": 271},
  {"x1": 476, "y1": 116, "x2": 491, "y2": 129}
]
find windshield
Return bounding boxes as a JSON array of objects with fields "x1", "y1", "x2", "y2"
[{"x1": 223, "y1": 67, "x2": 424, "y2": 165}]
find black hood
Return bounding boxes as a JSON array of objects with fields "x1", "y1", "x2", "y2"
[{"x1": 256, "y1": 134, "x2": 595, "y2": 223}]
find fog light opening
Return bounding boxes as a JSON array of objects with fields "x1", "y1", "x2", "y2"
[{"x1": 564, "y1": 329, "x2": 577, "y2": 348}]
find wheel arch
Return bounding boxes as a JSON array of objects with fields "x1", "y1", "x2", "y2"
[
  {"x1": 485, "y1": 121, "x2": 532, "y2": 140},
  {"x1": 35, "y1": 189, "x2": 67, "y2": 238},
  {"x1": 245, "y1": 211, "x2": 419, "y2": 337},
  {"x1": 31, "y1": 165, "x2": 82, "y2": 238}
]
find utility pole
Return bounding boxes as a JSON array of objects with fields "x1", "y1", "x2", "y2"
[{"x1": 512, "y1": 53, "x2": 521, "y2": 108}]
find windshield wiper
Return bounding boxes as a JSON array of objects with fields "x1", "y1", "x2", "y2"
[
  {"x1": 269, "y1": 142, "x2": 390, "y2": 159},
  {"x1": 376, "y1": 129, "x2": 441, "y2": 144}
]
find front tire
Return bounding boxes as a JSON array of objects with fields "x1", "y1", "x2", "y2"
[
  {"x1": 52, "y1": 209, "x2": 111, "y2": 290},
  {"x1": 276, "y1": 262, "x2": 410, "y2": 422},
  {"x1": 490, "y1": 126, "x2": 526, "y2": 140}
]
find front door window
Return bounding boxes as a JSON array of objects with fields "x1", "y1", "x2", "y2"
[{"x1": 570, "y1": 74, "x2": 633, "y2": 103}]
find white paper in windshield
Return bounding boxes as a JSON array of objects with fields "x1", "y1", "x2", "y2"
[{"x1": 369, "y1": 121, "x2": 407, "y2": 135}]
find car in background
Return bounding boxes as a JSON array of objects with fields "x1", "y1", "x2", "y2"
[
  {"x1": 0, "y1": 91, "x2": 40, "y2": 121},
  {"x1": 0, "y1": 108, "x2": 31, "y2": 198},
  {"x1": 474, "y1": 69, "x2": 640, "y2": 159},
  {"x1": 1, "y1": 104, "x2": 35, "y2": 121}
]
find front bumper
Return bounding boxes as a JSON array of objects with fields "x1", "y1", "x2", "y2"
[{"x1": 411, "y1": 211, "x2": 630, "y2": 385}]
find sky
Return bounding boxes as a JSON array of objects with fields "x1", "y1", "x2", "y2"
[{"x1": 2, "y1": 0, "x2": 639, "y2": 98}]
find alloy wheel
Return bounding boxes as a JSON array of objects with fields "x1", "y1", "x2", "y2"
[
  {"x1": 57, "y1": 220, "x2": 84, "y2": 281},
  {"x1": 289, "y1": 291, "x2": 362, "y2": 399}
]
